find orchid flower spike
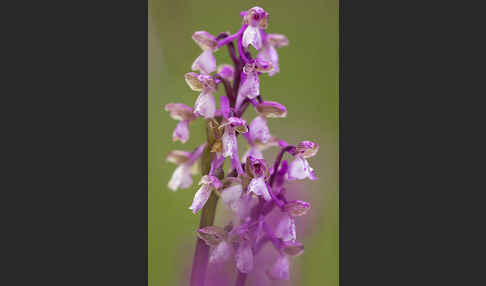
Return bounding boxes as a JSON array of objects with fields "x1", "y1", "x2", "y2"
[{"x1": 164, "y1": 7, "x2": 323, "y2": 285}]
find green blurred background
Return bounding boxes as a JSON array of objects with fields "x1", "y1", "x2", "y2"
[{"x1": 149, "y1": 0, "x2": 338, "y2": 285}]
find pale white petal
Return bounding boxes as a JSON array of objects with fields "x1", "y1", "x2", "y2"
[
  {"x1": 267, "y1": 256, "x2": 290, "y2": 280},
  {"x1": 288, "y1": 157, "x2": 316, "y2": 180},
  {"x1": 242, "y1": 25, "x2": 262, "y2": 50},
  {"x1": 236, "y1": 244, "x2": 254, "y2": 273},
  {"x1": 172, "y1": 120, "x2": 189, "y2": 143},
  {"x1": 275, "y1": 216, "x2": 296, "y2": 243},
  {"x1": 188, "y1": 184, "x2": 212, "y2": 214},
  {"x1": 257, "y1": 45, "x2": 279, "y2": 76},
  {"x1": 191, "y1": 50, "x2": 216, "y2": 74},
  {"x1": 221, "y1": 127, "x2": 237, "y2": 158},
  {"x1": 238, "y1": 72, "x2": 259, "y2": 99},
  {"x1": 248, "y1": 177, "x2": 271, "y2": 201},
  {"x1": 209, "y1": 240, "x2": 233, "y2": 264},
  {"x1": 168, "y1": 165, "x2": 193, "y2": 191},
  {"x1": 194, "y1": 91, "x2": 216, "y2": 119},
  {"x1": 249, "y1": 116, "x2": 270, "y2": 143}
]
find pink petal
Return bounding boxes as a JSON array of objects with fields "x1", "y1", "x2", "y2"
[
  {"x1": 194, "y1": 91, "x2": 216, "y2": 118},
  {"x1": 267, "y1": 256, "x2": 290, "y2": 280},
  {"x1": 221, "y1": 184, "x2": 243, "y2": 211},
  {"x1": 241, "y1": 147, "x2": 263, "y2": 162},
  {"x1": 191, "y1": 50, "x2": 216, "y2": 74},
  {"x1": 238, "y1": 72, "x2": 259, "y2": 99},
  {"x1": 168, "y1": 165, "x2": 193, "y2": 191},
  {"x1": 217, "y1": 64, "x2": 234, "y2": 81},
  {"x1": 257, "y1": 45, "x2": 279, "y2": 76},
  {"x1": 249, "y1": 116, "x2": 270, "y2": 143},
  {"x1": 222, "y1": 126, "x2": 238, "y2": 158},
  {"x1": 219, "y1": 95, "x2": 230, "y2": 118},
  {"x1": 209, "y1": 240, "x2": 233, "y2": 264},
  {"x1": 235, "y1": 243, "x2": 254, "y2": 273},
  {"x1": 189, "y1": 184, "x2": 212, "y2": 214},
  {"x1": 288, "y1": 157, "x2": 316, "y2": 180},
  {"x1": 172, "y1": 120, "x2": 190, "y2": 143},
  {"x1": 275, "y1": 216, "x2": 296, "y2": 243}
]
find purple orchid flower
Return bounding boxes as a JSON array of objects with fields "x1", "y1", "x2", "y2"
[
  {"x1": 241, "y1": 7, "x2": 269, "y2": 50},
  {"x1": 257, "y1": 33, "x2": 289, "y2": 77},
  {"x1": 164, "y1": 103, "x2": 197, "y2": 143},
  {"x1": 288, "y1": 141, "x2": 319, "y2": 180},
  {"x1": 192, "y1": 31, "x2": 218, "y2": 74},
  {"x1": 185, "y1": 72, "x2": 218, "y2": 119},
  {"x1": 189, "y1": 175, "x2": 222, "y2": 214},
  {"x1": 167, "y1": 143, "x2": 206, "y2": 191}
]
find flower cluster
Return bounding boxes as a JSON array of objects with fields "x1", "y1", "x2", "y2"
[{"x1": 164, "y1": 7, "x2": 319, "y2": 284}]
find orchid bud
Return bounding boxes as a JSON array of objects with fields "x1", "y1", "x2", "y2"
[
  {"x1": 192, "y1": 31, "x2": 218, "y2": 51},
  {"x1": 283, "y1": 241, "x2": 304, "y2": 256},
  {"x1": 197, "y1": 226, "x2": 227, "y2": 247},
  {"x1": 295, "y1": 141, "x2": 319, "y2": 158},
  {"x1": 267, "y1": 33, "x2": 289, "y2": 48},
  {"x1": 166, "y1": 150, "x2": 191, "y2": 165},
  {"x1": 283, "y1": 200, "x2": 311, "y2": 217},
  {"x1": 256, "y1": 101, "x2": 288, "y2": 118}
]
